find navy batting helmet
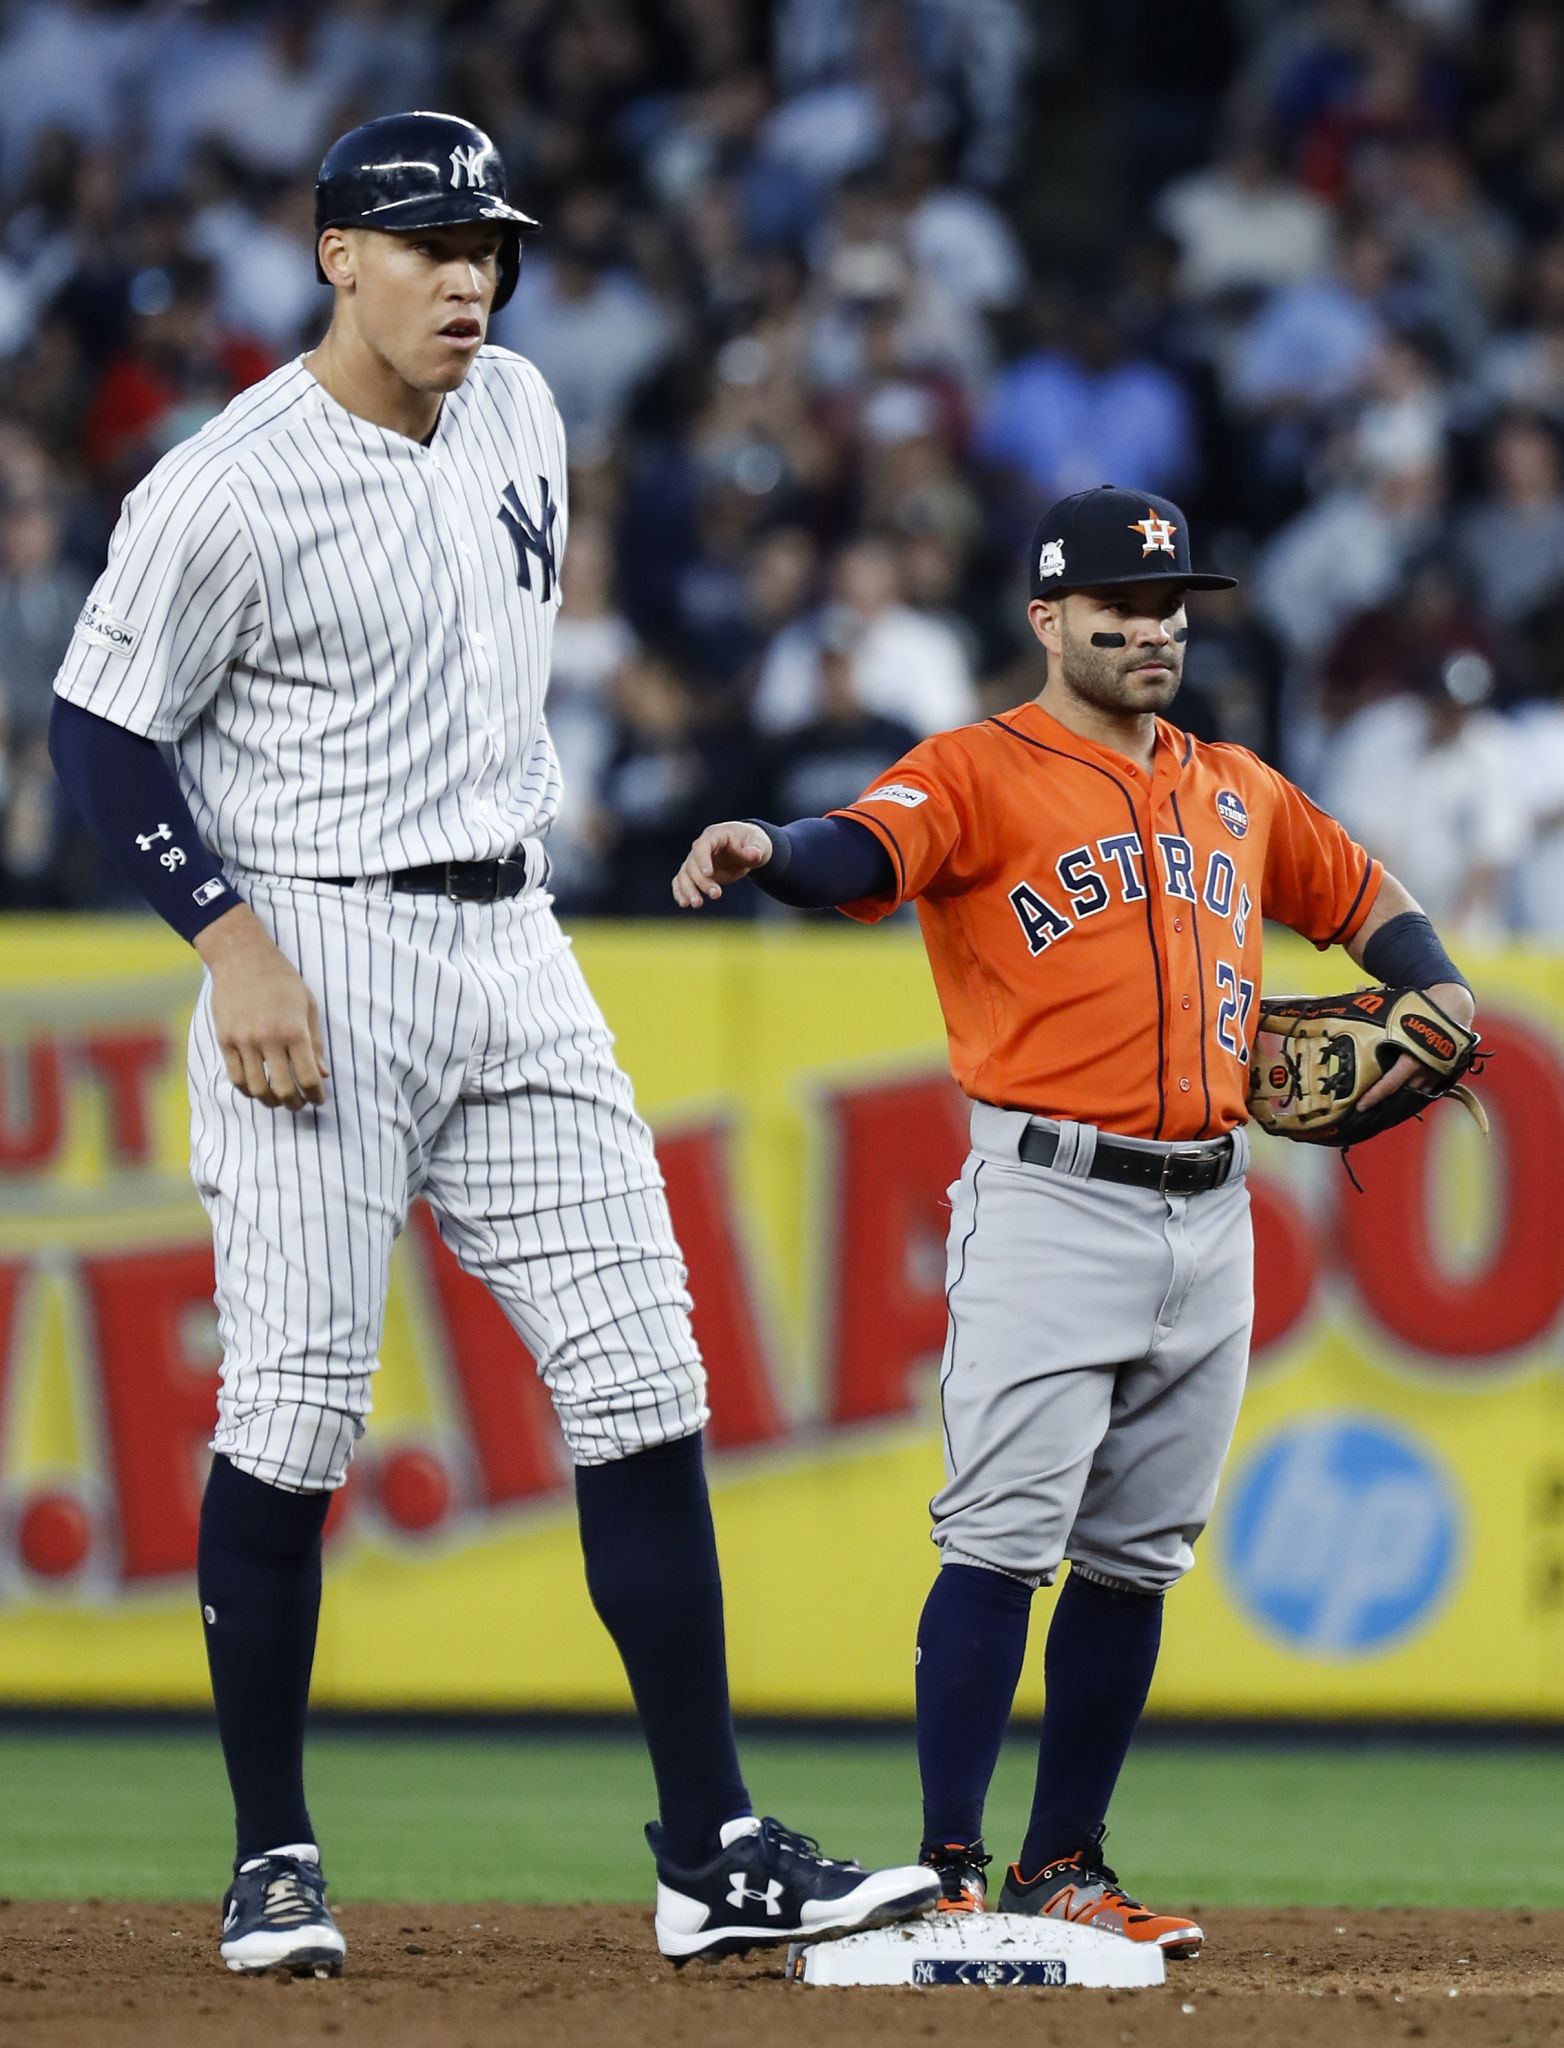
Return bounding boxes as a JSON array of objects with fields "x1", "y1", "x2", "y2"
[{"x1": 314, "y1": 111, "x2": 539, "y2": 310}]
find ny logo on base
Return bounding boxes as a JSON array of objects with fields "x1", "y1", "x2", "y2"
[
  {"x1": 499, "y1": 477, "x2": 559, "y2": 603},
  {"x1": 449, "y1": 143, "x2": 488, "y2": 189},
  {"x1": 726, "y1": 1875, "x2": 784, "y2": 1915}
]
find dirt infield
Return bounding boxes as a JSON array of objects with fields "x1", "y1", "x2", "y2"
[{"x1": 3, "y1": 1902, "x2": 1563, "y2": 2048}]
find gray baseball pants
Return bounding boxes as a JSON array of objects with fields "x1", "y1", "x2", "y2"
[{"x1": 931, "y1": 1101, "x2": 1254, "y2": 1593}]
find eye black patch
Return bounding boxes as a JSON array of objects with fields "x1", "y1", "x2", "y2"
[
  {"x1": 1090, "y1": 632, "x2": 1127, "y2": 649},
  {"x1": 1172, "y1": 627, "x2": 1189, "y2": 643}
]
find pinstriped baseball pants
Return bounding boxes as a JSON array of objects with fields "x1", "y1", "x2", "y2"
[{"x1": 189, "y1": 871, "x2": 708, "y2": 1492}]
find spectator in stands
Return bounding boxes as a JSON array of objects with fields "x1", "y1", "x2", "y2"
[
  {"x1": 498, "y1": 193, "x2": 676, "y2": 466},
  {"x1": 1480, "y1": 234, "x2": 1564, "y2": 426},
  {"x1": 976, "y1": 284, "x2": 1198, "y2": 505},
  {"x1": 0, "y1": 0, "x2": 144, "y2": 191},
  {"x1": 1156, "y1": 123, "x2": 1333, "y2": 300},
  {"x1": 885, "y1": 136, "x2": 1026, "y2": 317},
  {"x1": 1505, "y1": 594, "x2": 1564, "y2": 939},
  {"x1": 80, "y1": 256, "x2": 271, "y2": 491},
  {"x1": 594, "y1": 646, "x2": 764, "y2": 917},
  {"x1": 1317, "y1": 646, "x2": 1522, "y2": 937},
  {"x1": 1254, "y1": 442, "x2": 1449, "y2": 659},
  {"x1": 0, "y1": 476, "x2": 89, "y2": 747},
  {"x1": 753, "y1": 533, "x2": 975, "y2": 736},
  {"x1": 1378, "y1": 135, "x2": 1519, "y2": 368},
  {"x1": 549, "y1": 511, "x2": 639, "y2": 911},
  {"x1": 1227, "y1": 216, "x2": 1396, "y2": 420},
  {"x1": 1458, "y1": 412, "x2": 1564, "y2": 625},
  {"x1": 763, "y1": 614, "x2": 919, "y2": 825}
]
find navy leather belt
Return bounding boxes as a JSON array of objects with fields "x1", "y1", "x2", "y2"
[
  {"x1": 320, "y1": 853, "x2": 536, "y2": 902},
  {"x1": 1019, "y1": 1123, "x2": 1234, "y2": 1194}
]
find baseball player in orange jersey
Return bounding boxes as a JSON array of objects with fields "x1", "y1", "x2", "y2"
[{"x1": 673, "y1": 485, "x2": 1477, "y2": 1956}]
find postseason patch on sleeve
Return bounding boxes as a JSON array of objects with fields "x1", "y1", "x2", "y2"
[
  {"x1": 861, "y1": 783, "x2": 928, "y2": 809},
  {"x1": 74, "y1": 599, "x2": 140, "y2": 657}
]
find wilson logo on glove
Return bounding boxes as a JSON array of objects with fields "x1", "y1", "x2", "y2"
[{"x1": 1247, "y1": 984, "x2": 1487, "y2": 1176}]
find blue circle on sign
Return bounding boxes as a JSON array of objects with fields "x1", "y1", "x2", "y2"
[{"x1": 1221, "y1": 1419, "x2": 1460, "y2": 1657}]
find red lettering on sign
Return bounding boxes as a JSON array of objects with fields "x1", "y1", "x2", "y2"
[
  {"x1": 77, "y1": 1032, "x2": 171, "y2": 1165},
  {"x1": 824, "y1": 1073, "x2": 969, "y2": 1424},
  {"x1": 0, "y1": 1043, "x2": 64, "y2": 1173},
  {"x1": 79, "y1": 1242, "x2": 218, "y2": 1580},
  {"x1": 411, "y1": 1205, "x2": 565, "y2": 1506},
  {"x1": 659, "y1": 1123, "x2": 786, "y2": 1451},
  {"x1": 1248, "y1": 1171, "x2": 1317, "y2": 1358},
  {"x1": 1339, "y1": 1014, "x2": 1564, "y2": 1359}
]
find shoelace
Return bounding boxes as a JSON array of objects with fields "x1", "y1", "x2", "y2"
[
  {"x1": 757, "y1": 1818, "x2": 851, "y2": 1872},
  {"x1": 259, "y1": 1871, "x2": 319, "y2": 1922}
]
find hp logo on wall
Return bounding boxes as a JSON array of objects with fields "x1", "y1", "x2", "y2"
[{"x1": 1221, "y1": 1418, "x2": 1461, "y2": 1655}]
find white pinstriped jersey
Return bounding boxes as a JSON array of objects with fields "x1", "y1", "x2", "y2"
[{"x1": 53, "y1": 349, "x2": 567, "y2": 876}]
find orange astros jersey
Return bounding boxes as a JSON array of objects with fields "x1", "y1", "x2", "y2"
[{"x1": 828, "y1": 700, "x2": 1382, "y2": 1141}]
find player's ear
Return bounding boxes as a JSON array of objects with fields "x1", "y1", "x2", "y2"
[
  {"x1": 318, "y1": 227, "x2": 357, "y2": 292},
  {"x1": 1027, "y1": 597, "x2": 1063, "y2": 656}
]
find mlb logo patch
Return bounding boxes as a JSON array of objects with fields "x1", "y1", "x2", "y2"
[
  {"x1": 1216, "y1": 788, "x2": 1248, "y2": 839},
  {"x1": 74, "y1": 599, "x2": 139, "y2": 657},
  {"x1": 1036, "y1": 539, "x2": 1066, "y2": 581}
]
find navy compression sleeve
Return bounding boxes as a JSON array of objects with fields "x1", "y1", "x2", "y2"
[
  {"x1": 749, "y1": 816, "x2": 896, "y2": 909},
  {"x1": 48, "y1": 697, "x2": 239, "y2": 942}
]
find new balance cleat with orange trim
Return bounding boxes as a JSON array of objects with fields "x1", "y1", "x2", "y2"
[
  {"x1": 996, "y1": 1825, "x2": 1203, "y2": 1958},
  {"x1": 918, "y1": 1839, "x2": 991, "y2": 1914}
]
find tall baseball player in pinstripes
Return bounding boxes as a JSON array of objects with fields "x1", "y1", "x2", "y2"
[{"x1": 50, "y1": 111, "x2": 937, "y2": 1978}]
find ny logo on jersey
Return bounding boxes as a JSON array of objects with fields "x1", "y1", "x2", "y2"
[
  {"x1": 1129, "y1": 508, "x2": 1177, "y2": 557},
  {"x1": 499, "y1": 477, "x2": 559, "y2": 603},
  {"x1": 449, "y1": 143, "x2": 489, "y2": 189}
]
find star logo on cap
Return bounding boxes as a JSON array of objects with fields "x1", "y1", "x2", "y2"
[{"x1": 1129, "y1": 509, "x2": 1178, "y2": 557}]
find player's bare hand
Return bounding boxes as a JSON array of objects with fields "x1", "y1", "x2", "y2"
[
  {"x1": 1356, "y1": 980, "x2": 1476, "y2": 1115},
  {"x1": 672, "y1": 822, "x2": 773, "y2": 909},
  {"x1": 194, "y1": 905, "x2": 330, "y2": 1111}
]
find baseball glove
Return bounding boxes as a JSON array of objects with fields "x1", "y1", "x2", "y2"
[{"x1": 1248, "y1": 986, "x2": 1487, "y2": 1149}]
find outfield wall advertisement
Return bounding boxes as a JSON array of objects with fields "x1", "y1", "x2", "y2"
[{"x1": 2, "y1": 917, "x2": 1563, "y2": 1718}]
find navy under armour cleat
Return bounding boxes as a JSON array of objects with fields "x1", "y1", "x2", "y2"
[
  {"x1": 219, "y1": 1850, "x2": 347, "y2": 1976},
  {"x1": 649, "y1": 1814, "x2": 940, "y2": 1963}
]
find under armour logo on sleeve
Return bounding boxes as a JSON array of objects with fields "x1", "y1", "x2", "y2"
[
  {"x1": 135, "y1": 823, "x2": 173, "y2": 850},
  {"x1": 499, "y1": 478, "x2": 559, "y2": 603}
]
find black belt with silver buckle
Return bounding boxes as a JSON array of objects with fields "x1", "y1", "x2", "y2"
[
  {"x1": 319, "y1": 854, "x2": 533, "y2": 902},
  {"x1": 1018, "y1": 1123, "x2": 1234, "y2": 1194}
]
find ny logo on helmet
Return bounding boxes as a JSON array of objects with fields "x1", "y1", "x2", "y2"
[{"x1": 449, "y1": 143, "x2": 488, "y2": 189}]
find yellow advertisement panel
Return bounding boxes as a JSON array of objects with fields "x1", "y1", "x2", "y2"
[{"x1": 1, "y1": 917, "x2": 1562, "y2": 1718}]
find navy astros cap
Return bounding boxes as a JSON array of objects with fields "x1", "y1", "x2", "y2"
[{"x1": 1029, "y1": 486, "x2": 1238, "y2": 600}]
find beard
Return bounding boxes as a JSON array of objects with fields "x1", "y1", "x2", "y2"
[{"x1": 1057, "y1": 614, "x2": 1184, "y2": 714}]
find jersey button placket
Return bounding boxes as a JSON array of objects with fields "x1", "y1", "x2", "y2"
[{"x1": 429, "y1": 455, "x2": 502, "y2": 835}]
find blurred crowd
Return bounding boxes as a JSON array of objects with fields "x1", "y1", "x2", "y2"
[{"x1": 3, "y1": 0, "x2": 1564, "y2": 938}]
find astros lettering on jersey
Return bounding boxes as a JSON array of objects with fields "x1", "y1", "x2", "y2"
[{"x1": 830, "y1": 701, "x2": 1382, "y2": 1140}]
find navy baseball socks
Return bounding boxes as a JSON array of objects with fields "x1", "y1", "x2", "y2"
[
  {"x1": 574, "y1": 1432, "x2": 752, "y2": 1867},
  {"x1": 916, "y1": 1561, "x2": 1034, "y2": 1849},
  {"x1": 999, "y1": 1573, "x2": 1201, "y2": 1955},
  {"x1": 198, "y1": 1455, "x2": 345, "y2": 1974},
  {"x1": 915, "y1": 1562, "x2": 1178, "y2": 1935},
  {"x1": 1019, "y1": 1569, "x2": 1163, "y2": 1875},
  {"x1": 579, "y1": 1432, "x2": 939, "y2": 1957}
]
